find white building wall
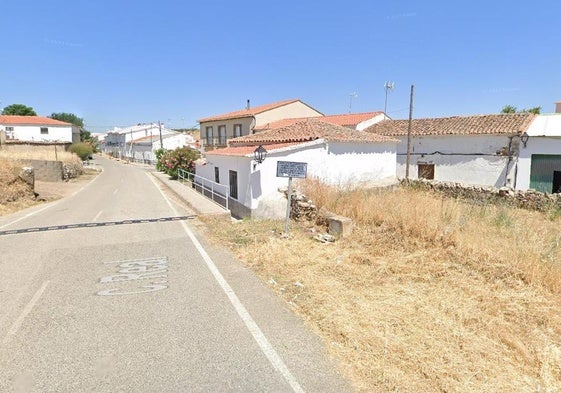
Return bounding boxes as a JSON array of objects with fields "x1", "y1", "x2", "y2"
[
  {"x1": 8, "y1": 125, "x2": 75, "y2": 142},
  {"x1": 254, "y1": 101, "x2": 323, "y2": 125},
  {"x1": 516, "y1": 137, "x2": 561, "y2": 190},
  {"x1": 395, "y1": 134, "x2": 516, "y2": 187}
]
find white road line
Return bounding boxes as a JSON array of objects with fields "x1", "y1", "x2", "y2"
[
  {"x1": 93, "y1": 210, "x2": 103, "y2": 222},
  {"x1": 2, "y1": 281, "x2": 50, "y2": 346},
  {"x1": 147, "y1": 174, "x2": 305, "y2": 393}
]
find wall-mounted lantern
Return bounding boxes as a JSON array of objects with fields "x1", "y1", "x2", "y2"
[
  {"x1": 253, "y1": 145, "x2": 267, "y2": 164},
  {"x1": 520, "y1": 132, "x2": 530, "y2": 148}
]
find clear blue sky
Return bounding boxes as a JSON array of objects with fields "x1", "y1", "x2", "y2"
[{"x1": 2, "y1": 0, "x2": 560, "y2": 133}]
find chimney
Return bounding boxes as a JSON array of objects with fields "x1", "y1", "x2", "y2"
[
  {"x1": 246, "y1": 99, "x2": 250, "y2": 110},
  {"x1": 556, "y1": 102, "x2": 561, "y2": 114}
]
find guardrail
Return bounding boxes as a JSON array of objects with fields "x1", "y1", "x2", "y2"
[{"x1": 177, "y1": 168, "x2": 229, "y2": 210}]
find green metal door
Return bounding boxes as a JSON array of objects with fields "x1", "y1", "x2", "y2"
[{"x1": 529, "y1": 155, "x2": 561, "y2": 193}]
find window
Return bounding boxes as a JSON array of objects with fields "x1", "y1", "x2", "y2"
[
  {"x1": 218, "y1": 125, "x2": 226, "y2": 145},
  {"x1": 214, "y1": 167, "x2": 220, "y2": 183},
  {"x1": 229, "y1": 170, "x2": 238, "y2": 199},
  {"x1": 205, "y1": 126, "x2": 213, "y2": 146},
  {"x1": 418, "y1": 163, "x2": 435, "y2": 180},
  {"x1": 5, "y1": 127, "x2": 14, "y2": 132},
  {"x1": 233, "y1": 124, "x2": 242, "y2": 137},
  {"x1": 40, "y1": 127, "x2": 48, "y2": 134}
]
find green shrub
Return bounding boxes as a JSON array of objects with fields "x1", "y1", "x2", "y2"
[
  {"x1": 158, "y1": 147, "x2": 200, "y2": 179},
  {"x1": 154, "y1": 148, "x2": 167, "y2": 171},
  {"x1": 69, "y1": 142, "x2": 94, "y2": 161}
]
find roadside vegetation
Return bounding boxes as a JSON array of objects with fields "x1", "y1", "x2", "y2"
[
  {"x1": 156, "y1": 147, "x2": 200, "y2": 179},
  {"x1": 203, "y1": 179, "x2": 561, "y2": 392}
]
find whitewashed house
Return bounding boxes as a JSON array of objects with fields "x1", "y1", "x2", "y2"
[
  {"x1": 197, "y1": 99, "x2": 323, "y2": 150},
  {"x1": 0, "y1": 115, "x2": 80, "y2": 143},
  {"x1": 102, "y1": 123, "x2": 179, "y2": 160},
  {"x1": 365, "y1": 113, "x2": 536, "y2": 188},
  {"x1": 196, "y1": 119, "x2": 398, "y2": 219},
  {"x1": 517, "y1": 112, "x2": 561, "y2": 193},
  {"x1": 128, "y1": 132, "x2": 197, "y2": 163}
]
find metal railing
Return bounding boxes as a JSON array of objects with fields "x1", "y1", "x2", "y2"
[{"x1": 177, "y1": 168, "x2": 229, "y2": 210}]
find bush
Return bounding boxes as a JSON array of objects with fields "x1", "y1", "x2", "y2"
[
  {"x1": 154, "y1": 148, "x2": 167, "y2": 172},
  {"x1": 158, "y1": 147, "x2": 200, "y2": 179},
  {"x1": 69, "y1": 142, "x2": 94, "y2": 161}
]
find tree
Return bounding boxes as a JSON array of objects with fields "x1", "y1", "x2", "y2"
[
  {"x1": 50, "y1": 112, "x2": 84, "y2": 128},
  {"x1": 2, "y1": 104, "x2": 37, "y2": 116},
  {"x1": 501, "y1": 105, "x2": 541, "y2": 115}
]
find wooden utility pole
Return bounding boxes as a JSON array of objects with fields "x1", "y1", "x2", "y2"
[
  {"x1": 158, "y1": 121, "x2": 163, "y2": 149},
  {"x1": 405, "y1": 84, "x2": 415, "y2": 180}
]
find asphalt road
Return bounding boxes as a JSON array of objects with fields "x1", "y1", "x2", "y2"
[{"x1": 0, "y1": 157, "x2": 352, "y2": 393}]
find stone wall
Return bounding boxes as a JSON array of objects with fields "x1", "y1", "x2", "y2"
[{"x1": 401, "y1": 179, "x2": 561, "y2": 212}]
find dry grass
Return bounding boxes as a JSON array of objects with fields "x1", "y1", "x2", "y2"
[
  {"x1": 203, "y1": 179, "x2": 561, "y2": 393},
  {"x1": 0, "y1": 146, "x2": 76, "y2": 162}
]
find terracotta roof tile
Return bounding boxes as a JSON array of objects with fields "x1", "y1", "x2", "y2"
[
  {"x1": 364, "y1": 113, "x2": 536, "y2": 137},
  {"x1": 230, "y1": 118, "x2": 398, "y2": 146},
  {"x1": 254, "y1": 112, "x2": 383, "y2": 132},
  {"x1": 198, "y1": 99, "x2": 303, "y2": 123},
  {"x1": 206, "y1": 142, "x2": 301, "y2": 157},
  {"x1": 0, "y1": 115, "x2": 73, "y2": 126}
]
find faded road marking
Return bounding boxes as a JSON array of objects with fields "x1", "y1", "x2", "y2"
[
  {"x1": 97, "y1": 257, "x2": 169, "y2": 296},
  {"x1": 2, "y1": 281, "x2": 50, "y2": 345}
]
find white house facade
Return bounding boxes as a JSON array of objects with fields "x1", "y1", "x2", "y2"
[
  {"x1": 365, "y1": 113, "x2": 536, "y2": 189},
  {"x1": 196, "y1": 119, "x2": 398, "y2": 219},
  {"x1": 516, "y1": 113, "x2": 561, "y2": 192},
  {"x1": 0, "y1": 115, "x2": 80, "y2": 143},
  {"x1": 103, "y1": 123, "x2": 180, "y2": 159}
]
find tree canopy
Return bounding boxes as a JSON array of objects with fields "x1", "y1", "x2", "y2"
[
  {"x1": 501, "y1": 105, "x2": 541, "y2": 115},
  {"x1": 50, "y1": 112, "x2": 84, "y2": 128},
  {"x1": 1, "y1": 104, "x2": 37, "y2": 116}
]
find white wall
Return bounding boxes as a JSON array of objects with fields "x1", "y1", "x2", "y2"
[
  {"x1": 199, "y1": 141, "x2": 397, "y2": 218},
  {"x1": 7, "y1": 124, "x2": 75, "y2": 143},
  {"x1": 394, "y1": 134, "x2": 516, "y2": 187},
  {"x1": 255, "y1": 101, "x2": 323, "y2": 125},
  {"x1": 516, "y1": 137, "x2": 561, "y2": 190}
]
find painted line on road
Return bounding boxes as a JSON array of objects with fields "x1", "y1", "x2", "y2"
[
  {"x1": 93, "y1": 210, "x2": 103, "y2": 222},
  {"x1": 148, "y1": 173, "x2": 306, "y2": 393},
  {"x1": 2, "y1": 281, "x2": 50, "y2": 346}
]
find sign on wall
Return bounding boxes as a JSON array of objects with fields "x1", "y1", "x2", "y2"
[{"x1": 276, "y1": 161, "x2": 307, "y2": 179}]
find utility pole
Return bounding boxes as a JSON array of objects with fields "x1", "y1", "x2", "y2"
[
  {"x1": 158, "y1": 121, "x2": 163, "y2": 149},
  {"x1": 405, "y1": 84, "x2": 414, "y2": 180},
  {"x1": 384, "y1": 81, "x2": 394, "y2": 114}
]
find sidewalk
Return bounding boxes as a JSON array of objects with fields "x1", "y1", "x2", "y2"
[{"x1": 150, "y1": 170, "x2": 231, "y2": 219}]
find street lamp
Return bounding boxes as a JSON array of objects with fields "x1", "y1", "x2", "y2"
[
  {"x1": 520, "y1": 132, "x2": 530, "y2": 148},
  {"x1": 253, "y1": 145, "x2": 267, "y2": 164}
]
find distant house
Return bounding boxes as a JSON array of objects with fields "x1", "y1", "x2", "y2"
[
  {"x1": 128, "y1": 132, "x2": 197, "y2": 163},
  {"x1": 0, "y1": 115, "x2": 80, "y2": 143},
  {"x1": 364, "y1": 113, "x2": 536, "y2": 188},
  {"x1": 197, "y1": 99, "x2": 323, "y2": 150},
  {"x1": 196, "y1": 119, "x2": 398, "y2": 219},
  {"x1": 517, "y1": 113, "x2": 561, "y2": 192},
  {"x1": 254, "y1": 112, "x2": 388, "y2": 132}
]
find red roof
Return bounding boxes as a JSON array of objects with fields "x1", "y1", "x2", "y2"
[
  {"x1": 230, "y1": 118, "x2": 398, "y2": 146},
  {"x1": 206, "y1": 142, "x2": 302, "y2": 157},
  {"x1": 0, "y1": 115, "x2": 73, "y2": 126},
  {"x1": 254, "y1": 112, "x2": 383, "y2": 132},
  {"x1": 364, "y1": 113, "x2": 536, "y2": 137},
  {"x1": 198, "y1": 99, "x2": 310, "y2": 123}
]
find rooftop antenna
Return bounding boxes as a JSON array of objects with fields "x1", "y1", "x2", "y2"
[
  {"x1": 384, "y1": 81, "x2": 394, "y2": 114},
  {"x1": 348, "y1": 92, "x2": 358, "y2": 113}
]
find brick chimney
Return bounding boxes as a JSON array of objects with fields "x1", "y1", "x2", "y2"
[{"x1": 556, "y1": 102, "x2": 561, "y2": 113}]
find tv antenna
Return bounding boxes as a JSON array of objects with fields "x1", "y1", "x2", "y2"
[
  {"x1": 384, "y1": 81, "x2": 394, "y2": 114},
  {"x1": 348, "y1": 92, "x2": 358, "y2": 113}
]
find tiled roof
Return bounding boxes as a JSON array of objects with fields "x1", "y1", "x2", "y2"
[
  {"x1": 0, "y1": 115, "x2": 73, "y2": 126},
  {"x1": 364, "y1": 113, "x2": 536, "y2": 137},
  {"x1": 230, "y1": 118, "x2": 398, "y2": 146},
  {"x1": 254, "y1": 112, "x2": 383, "y2": 132},
  {"x1": 206, "y1": 142, "x2": 302, "y2": 157},
  {"x1": 198, "y1": 99, "x2": 304, "y2": 123}
]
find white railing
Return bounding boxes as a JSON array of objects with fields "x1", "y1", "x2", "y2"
[{"x1": 177, "y1": 168, "x2": 229, "y2": 210}]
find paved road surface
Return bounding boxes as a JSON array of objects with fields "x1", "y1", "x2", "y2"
[{"x1": 0, "y1": 157, "x2": 352, "y2": 392}]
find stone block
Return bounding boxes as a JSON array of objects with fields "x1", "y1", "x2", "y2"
[{"x1": 327, "y1": 215, "x2": 353, "y2": 239}]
